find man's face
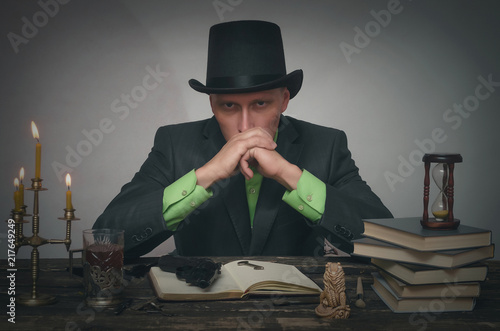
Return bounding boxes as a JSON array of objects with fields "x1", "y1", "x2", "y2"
[{"x1": 210, "y1": 88, "x2": 290, "y2": 141}]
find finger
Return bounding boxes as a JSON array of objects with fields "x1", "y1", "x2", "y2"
[
  {"x1": 240, "y1": 135, "x2": 277, "y2": 152},
  {"x1": 239, "y1": 163, "x2": 253, "y2": 180},
  {"x1": 237, "y1": 127, "x2": 273, "y2": 140},
  {"x1": 231, "y1": 128, "x2": 277, "y2": 150},
  {"x1": 239, "y1": 150, "x2": 254, "y2": 180},
  {"x1": 240, "y1": 167, "x2": 252, "y2": 181}
]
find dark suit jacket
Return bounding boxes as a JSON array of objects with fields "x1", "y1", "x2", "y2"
[{"x1": 94, "y1": 115, "x2": 392, "y2": 258}]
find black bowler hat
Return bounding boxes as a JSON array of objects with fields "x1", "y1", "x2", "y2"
[{"x1": 189, "y1": 20, "x2": 303, "y2": 99}]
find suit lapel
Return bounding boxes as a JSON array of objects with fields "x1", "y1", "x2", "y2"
[
  {"x1": 202, "y1": 118, "x2": 252, "y2": 255},
  {"x1": 201, "y1": 117, "x2": 226, "y2": 161},
  {"x1": 202, "y1": 116, "x2": 303, "y2": 256},
  {"x1": 221, "y1": 174, "x2": 252, "y2": 255},
  {"x1": 249, "y1": 116, "x2": 303, "y2": 255}
]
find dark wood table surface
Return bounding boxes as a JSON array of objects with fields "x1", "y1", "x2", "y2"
[{"x1": 1, "y1": 256, "x2": 499, "y2": 330}]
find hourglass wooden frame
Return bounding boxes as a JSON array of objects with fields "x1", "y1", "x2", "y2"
[{"x1": 421, "y1": 153, "x2": 463, "y2": 230}]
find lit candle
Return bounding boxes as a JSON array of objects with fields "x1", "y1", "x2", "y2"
[
  {"x1": 31, "y1": 121, "x2": 41, "y2": 178},
  {"x1": 14, "y1": 178, "x2": 21, "y2": 211},
  {"x1": 19, "y1": 167, "x2": 25, "y2": 207},
  {"x1": 66, "y1": 173, "x2": 73, "y2": 210}
]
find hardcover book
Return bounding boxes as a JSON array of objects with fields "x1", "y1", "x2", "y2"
[
  {"x1": 149, "y1": 260, "x2": 322, "y2": 301},
  {"x1": 378, "y1": 270, "x2": 480, "y2": 298},
  {"x1": 371, "y1": 258, "x2": 488, "y2": 285},
  {"x1": 353, "y1": 237, "x2": 494, "y2": 268},
  {"x1": 371, "y1": 272, "x2": 476, "y2": 313},
  {"x1": 362, "y1": 217, "x2": 491, "y2": 251}
]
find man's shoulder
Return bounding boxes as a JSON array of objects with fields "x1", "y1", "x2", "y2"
[
  {"x1": 151, "y1": 118, "x2": 214, "y2": 146},
  {"x1": 158, "y1": 118, "x2": 211, "y2": 136},
  {"x1": 158, "y1": 118, "x2": 211, "y2": 132}
]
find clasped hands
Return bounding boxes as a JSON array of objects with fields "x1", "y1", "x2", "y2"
[{"x1": 195, "y1": 128, "x2": 302, "y2": 191}]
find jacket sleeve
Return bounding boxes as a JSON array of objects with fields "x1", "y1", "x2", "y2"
[
  {"x1": 93, "y1": 126, "x2": 177, "y2": 258},
  {"x1": 314, "y1": 130, "x2": 393, "y2": 253},
  {"x1": 162, "y1": 169, "x2": 212, "y2": 231}
]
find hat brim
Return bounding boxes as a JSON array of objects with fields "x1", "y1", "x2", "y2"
[{"x1": 189, "y1": 69, "x2": 303, "y2": 99}]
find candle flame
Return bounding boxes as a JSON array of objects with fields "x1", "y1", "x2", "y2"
[
  {"x1": 14, "y1": 178, "x2": 19, "y2": 189},
  {"x1": 20, "y1": 167, "x2": 25, "y2": 181},
  {"x1": 66, "y1": 173, "x2": 71, "y2": 189},
  {"x1": 31, "y1": 121, "x2": 40, "y2": 141}
]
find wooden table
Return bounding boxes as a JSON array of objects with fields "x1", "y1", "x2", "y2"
[{"x1": 1, "y1": 256, "x2": 499, "y2": 330}]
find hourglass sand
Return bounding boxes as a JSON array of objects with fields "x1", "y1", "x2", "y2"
[{"x1": 431, "y1": 163, "x2": 449, "y2": 221}]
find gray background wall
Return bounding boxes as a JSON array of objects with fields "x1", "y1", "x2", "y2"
[{"x1": 1, "y1": 0, "x2": 499, "y2": 259}]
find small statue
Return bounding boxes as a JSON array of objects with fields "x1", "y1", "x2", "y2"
[{"x1": 315, "y1": 262, "x2": 351, "y2": 319}]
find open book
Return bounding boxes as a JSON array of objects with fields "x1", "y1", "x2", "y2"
[{"x1": 149, "y1": 260, "x2": 322, "y2": 301}]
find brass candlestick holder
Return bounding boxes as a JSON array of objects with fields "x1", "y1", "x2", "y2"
[{"x1": 11, "y1": 177, "x2": 79, "y2": 306}]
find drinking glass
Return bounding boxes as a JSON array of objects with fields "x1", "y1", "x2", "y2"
[{"x1": 82, "y1": 229, "x2": 124, "y2": 307}]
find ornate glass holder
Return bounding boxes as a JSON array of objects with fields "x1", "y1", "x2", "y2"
[
  {"x1": 421, "y1": 153, "x2": 462, "y2": 230},
  {"x1": 10, "y1": 177, "x2": 79, "y2": 306}
]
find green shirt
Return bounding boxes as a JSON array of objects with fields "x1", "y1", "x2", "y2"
[
  {"x1": 162, "y1": 169, "x2": 326, "y2": 231},
  {"x1": 162, "y1": 128, "x2": 326, "y2": 230}
]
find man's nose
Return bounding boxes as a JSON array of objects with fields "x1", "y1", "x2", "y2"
[{"x1": 238, "y1": 109, "x2": 252, "y2": 132}]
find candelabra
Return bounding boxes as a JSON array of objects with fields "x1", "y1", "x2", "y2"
[{"x1": 10, "y1": 177, "x2": 79, "y2": 306}]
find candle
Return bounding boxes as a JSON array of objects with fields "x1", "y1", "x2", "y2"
[
  {"x1": 66, "y1": 173, "x2": 73, "y2": 210},
  {"x1": 31, "y1": 121, "x2": 41, "y2": 178},
  {"x1": 19, "y1": 167, "x2": 25, "y2": 207},
  {"x1": 14, "y1": 178, "x2": 21, "y2": 211}
]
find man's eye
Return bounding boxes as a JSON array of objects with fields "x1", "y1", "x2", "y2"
[
  {"x1": 224, "y1": 103, "x2": 234, "y2": 108},
  {"x1": 256, "y1": 101, "x2": 266, "y2": 106}
]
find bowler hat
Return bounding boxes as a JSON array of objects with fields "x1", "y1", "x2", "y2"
[{"x1": 189, "y1": 20, "x2": 303, "y2": 99}]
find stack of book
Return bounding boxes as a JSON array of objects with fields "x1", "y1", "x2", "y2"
[{"x1": 353, "y1": 217, "x2": 495, "y2": 313}]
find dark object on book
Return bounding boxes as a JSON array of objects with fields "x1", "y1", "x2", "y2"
[
  {"x1": 362, "y1": 217, "x2": 491, "y2": 251},
  {"x1": 149, "y1": 260, "x2": 322, "y2": 301},
  {"x1": 158, "y1": 255, "x2": 222, "y2": 289}
]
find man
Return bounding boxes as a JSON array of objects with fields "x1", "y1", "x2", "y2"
[{"x1": 93, "y1": 20, "x2": 392, "y2": 258}]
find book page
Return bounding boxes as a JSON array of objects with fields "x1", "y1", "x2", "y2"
[
  {"x1": 150, "y1": 265, "x2": 243, "y2": 299},
  {"x1": 224, "y1": 260, "x2": 321, "y2": 294}
]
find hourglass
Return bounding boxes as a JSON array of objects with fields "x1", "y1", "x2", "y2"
[{"x1": 421, "y1": 153, "x2": 463, "y2": 230}]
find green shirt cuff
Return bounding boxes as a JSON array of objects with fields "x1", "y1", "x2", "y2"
[
  {"x1": 162, "y1": 169, "x2": 212, "y2": 231},
  {"x1": 282, "y1": 169, "x2": 326, "y2": 223}
]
